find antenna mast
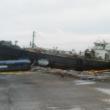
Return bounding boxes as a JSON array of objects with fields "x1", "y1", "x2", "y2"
[{"x1": 32, "y1": 31, "x2": 36, "y2": 48}]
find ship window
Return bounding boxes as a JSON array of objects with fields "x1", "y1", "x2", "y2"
[
  {"x1": 94, "y1": 43, "x2": 106, "y2": 50},
  {"x1": 105, "y1": 44, "x2": 110, "y2": 50}
]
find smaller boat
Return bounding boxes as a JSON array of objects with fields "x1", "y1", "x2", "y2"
[{"x1": 0, "y1": 59, "x2": 31, "y2": 71}]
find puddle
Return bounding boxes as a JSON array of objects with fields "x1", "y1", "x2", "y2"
[
  {"x1": 102, "y1": 99, "x2": 110, "y2": 104},
  {"x1": 74, "y1": 80, "x2": 96, "y2": 85},
  {"x1": 47, "y1": 106, "x2": 85, "y2": 110},
  {"x1": 96, "y1": 88, "x2": 110, "y2": 95},
  {"x1": 68, "y1": 107, "x2": 85, "y2": 110},
  {"x1": 47, "y1": 107, "x2": 59, "y2": 110},
  {"x1": 105, "y1": 108, "x2": 110, "y2": 110}
]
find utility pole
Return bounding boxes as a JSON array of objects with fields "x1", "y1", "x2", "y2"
[{"x1": 32, "y1": 31, "x2": 36, "y2": 48}]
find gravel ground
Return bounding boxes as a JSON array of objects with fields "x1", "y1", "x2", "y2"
[{"x1": 0, "y1": 71, "x2": 109, "y2": 110}]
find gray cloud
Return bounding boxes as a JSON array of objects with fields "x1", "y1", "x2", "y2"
[{"x1": 0, "y1": 0, "x2": 110, "y2": 51}]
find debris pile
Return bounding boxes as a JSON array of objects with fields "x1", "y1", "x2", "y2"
[{"x1": 31, "y1": 66, "x2": 110, "y2": 81}]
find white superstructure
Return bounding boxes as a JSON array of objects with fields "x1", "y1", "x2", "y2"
[{"x1": 93, "y1": 41, "x2": 110, "y2": 60}]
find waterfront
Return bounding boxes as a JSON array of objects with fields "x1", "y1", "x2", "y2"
[{"x1": 0, "y1": 71, "x2": 109, "y2": 110}]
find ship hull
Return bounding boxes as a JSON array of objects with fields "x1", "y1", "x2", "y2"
[
  {"x1": 35, "y1": 53, "x2": 110, "y2": 71},
  {"x1": 0, "y1": 44, "x2": 110, "y2": 71}
]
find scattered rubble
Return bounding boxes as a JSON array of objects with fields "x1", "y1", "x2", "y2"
[{"x1": 31, "y1": 66, "x2": 110, "y2": 81}]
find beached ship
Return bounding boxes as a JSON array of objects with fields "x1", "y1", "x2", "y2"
[
  {"x1": 34, "y1": 40, "x2": 110, "y2": 71},
  {"x1": 0, "y1": 40, "x2": 110, "y2": 71}
]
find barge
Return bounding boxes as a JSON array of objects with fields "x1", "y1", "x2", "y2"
[{"x1": 0, "y1": 40, "x2": 110, "y2": 71}]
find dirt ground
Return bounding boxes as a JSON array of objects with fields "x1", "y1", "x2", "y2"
[{"x1": 0, "y1": 71, "x2": 110, "y2": 110}]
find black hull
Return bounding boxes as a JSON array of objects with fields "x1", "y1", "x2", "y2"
[
  {"x1": 35, "y1": 53, "x2": 110, "y2": 71},
  {"x1": 0, "y1": 44, "x2": 110, "y2": 71}
]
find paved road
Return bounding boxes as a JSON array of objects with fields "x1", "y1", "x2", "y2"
[{"x1": 0, "y1": 72, "x2": 110, "y2": 110}]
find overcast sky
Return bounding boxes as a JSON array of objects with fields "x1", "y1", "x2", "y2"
[{"x1": 1, "y1": 0, "x2": 110, "y2": 51}]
